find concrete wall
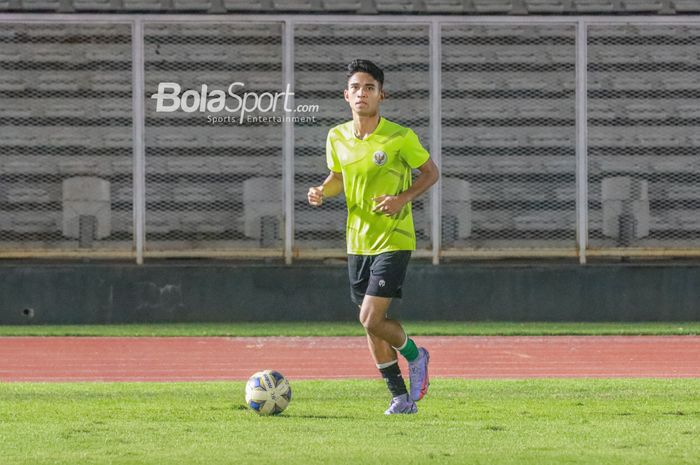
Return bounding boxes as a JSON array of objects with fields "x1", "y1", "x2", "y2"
[{"x1": 1, "y1": 261, "x2": 699, "y2": 324}]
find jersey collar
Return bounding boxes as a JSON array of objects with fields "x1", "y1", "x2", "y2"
[{"x1": 348, "y1": 116, "x2": 385, "y2": 141}]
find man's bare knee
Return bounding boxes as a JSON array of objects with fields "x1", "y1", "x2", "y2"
[{"x1": 359, "y1": 296, "x2": 391, "y2": 334}]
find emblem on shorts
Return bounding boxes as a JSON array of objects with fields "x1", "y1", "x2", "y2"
[
  {"x1": 378, "y1": 279, "x2": 386, "y2": 287},
  {"x1": 373, "y1": 151, "x2": 387, "y2": 166}
]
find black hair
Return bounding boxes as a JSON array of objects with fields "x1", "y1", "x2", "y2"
[{"x1": 346, "y1": 59, "x2": 384, "y2": 88}]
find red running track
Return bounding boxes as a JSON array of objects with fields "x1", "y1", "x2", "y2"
[{"x1": 1, "y1": 336, "x2": 699, "y2": 382}]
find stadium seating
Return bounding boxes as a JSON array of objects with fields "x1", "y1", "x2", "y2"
[
  {"x1": 0, "y1": 0, "x2": 694, "y2": 12},
  {"x1": 2, "y1": 21, "x2": 699, "y2": 253}
]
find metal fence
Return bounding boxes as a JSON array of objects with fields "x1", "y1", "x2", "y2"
[{"x1": 1, "y1": 14, "x2": 699, "y2": 264}]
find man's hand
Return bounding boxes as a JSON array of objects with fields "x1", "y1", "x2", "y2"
[
  {"x1": 308, "y1": 186, "x2": 324, "y2": 206},
  {"x1": 372, "y1": 195, "x2": 406, "y2": 216}
]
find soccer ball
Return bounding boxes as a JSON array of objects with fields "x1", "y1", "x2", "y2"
[{"x1": 245, "y1": 370, "x2": 292, "y2": 415}]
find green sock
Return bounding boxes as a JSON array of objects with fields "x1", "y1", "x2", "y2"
[{"x1": 397, "y1": 336, "x2": 419, "y2": 362}]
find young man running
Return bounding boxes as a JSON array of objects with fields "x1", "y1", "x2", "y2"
[{"x1": 307, "y1": 59, "x2": 439, "y2": 414}]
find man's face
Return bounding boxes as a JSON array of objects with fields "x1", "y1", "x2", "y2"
[{"x1": 344, "y1": 72, "x2": 384, "y2": 117}]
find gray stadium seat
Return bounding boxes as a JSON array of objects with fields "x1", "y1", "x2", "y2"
[
  {"x1": 223, "y1": 0, "x2": 265, "y2": 10},
  {"x1": 0, "y1": 46, "x2": 20, "y2": 62},
  {"x1": 635, "y1": 133, "x2": 684, "y2": 147},
  {"x1": 424, "y1": 0, "x2": 463, "y2": 13},
  {"x1": 527, "y1": 131, "x2": 573, "y2": 147},
  {"x1": 45, "y1": 103, "x2": 86, "y2": 118},
  {"x1": 172, "y1": 186, "x2": 216, "y2": 203},
  {"x1": 59, "y1": 159, "x2": 108, "y2": 176},
  {"x1": 320, "y1": 0, "x2": 362, "y2": 11},
  {"x1": 209, "y1": 133, "x2": 261, "y2": 147},
  {"x1": 514, "y1": 211, "x2": 571, "y2": 231},
  {"x1": 624, "y1": 103, "x2": 668, "y2": 119},
  {"x1": 588, "y1": 132, "x2": 628, "y2": 147},
  {"x1": 523, "y1": 0, "x2": 566, "y2": 13},
  {"x1": 651, "y1": 158, "x2": 698, "y2": 173},
  {"x1": 517, "y1": 103, "x2": 564, "y2": 119},
  {"x1": 0, "y1": 103, "x2": 32, "y2": 118},
  {"x1": 294, "y1": 210, "x2": 345, "y2": 234},
  {"x1": 103, "y1": 133, "x2": 132, "y2": 148},
  {"x1": 172, "y1": 0, "x2": 212, "y2": 10},
  {"x1": 659, "y1": 76, "x2": 700, "y2": 91},
  {"x1": 554, "y1": 186, "x2": 576, "y2": 202},
  {"x1": 166, "y1": 158, "x2": 221, "y2": 175},
  {"x1": 449, "y1": 76, "x2": 499, "y2": 91},
  {"x1": 73, "y1": 0, "x2": 112, "y2": 10},
  {"x1": 123, "y1": 0, "x2": 164, "y2": 10},
  {"x1": 180, "y1": 215, "x2": 228, "y2": 234},
  {"x1": 3, "y1": 160, "x2": 57, "y2": 176},
  {"x1": 648, "y1": 50, "x2": 694, "y2": 64},
  {"x1": 494, "y1": 50, "x2": 541, "y2": 64},
  {"x1": 147, "y1": 216, "x2": 181, "y2": 234},
  {"x1": 609, "y1": 76, "x2": 654, "y2": 91},
  {"x1": 48, "y1": 132, "x2": 91, "y2": 147},
  {"x1": 12, "y1": 213, "x2": 58, "y2": 233},
  {"x1": 573, "y1": 0, "x2": 614, "y2": 12},
  {"x1": 599, "y1": 158, "x2": 651, "y2": 173},
  {"x1": 90, "y1": 74, "x2": 131, "y2": 92},
  {"x1": 492, "y1": 157, "x2": 544, "y2": 174},
  {"x1": 475, "y1": 132, "x2": 520, "y2": 148},
  {"x1": 97, "y1": 103, "x2": 131, "y2": 119},
  {"x1": 594, "y1": 49, "x2": 645, "y2": 64},
  {"x1": 7, "y1": 187, "x2": 51, "y2": 204},
  {"x1": 297, "y1": 74, "x2": 340, "y2": 90},
  {"x1": 588, "y1": 102, "x2": 618, "y2": 119},
  {"x1": 37, "y1": 74, "x2": 78, "y2": 92},
  {"x1": 676, "y1": 104, "x2": 700, "y2": 119},
  {"x1": 2, "y1": 128, "x2": 43, "y2": 146},
  {"x1": 543, "y1": 159, "x2": 576, "y2": 174},
  {"x1": 442, "y1": 49, "x2": 488, "y2": 63},
  {"x1": 672, "y1": 0, "x2": 700, "y2": 11},
  {"x1": 620, "y1": 0, "x2": 664, "y2": 12},
  {"x1": 472, "y1": 211, "x2": 512, "y2": 231},
  {"x1": 375, "y1": 0, "x2": 414, "y2": 12},
  {"x1": 19, "y1": 0, "x2": 60, "y2": 10},
  {"x1": 153, "y1": 134, "x2": 200, "y2": 148},
  {"x1": 114, "y1": 187, "x2": 133, "y2": 204},
  {"x1": 666, "y1": 185, "x2": 700, "y2": 201},
  {"x1": 472, "y1": 0, "x2": 513, "y2": 13},
  {"x1": 272, "y1": 0, "x2": 314, "y2": 11}
]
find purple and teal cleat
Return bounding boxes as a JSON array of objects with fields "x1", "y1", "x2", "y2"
[
  {"x1": 384, "y1": 393, "x2": 417, "y2": 415},
  {"x1": 408, "y1": 347, "x2": 430, "y2": 401}
]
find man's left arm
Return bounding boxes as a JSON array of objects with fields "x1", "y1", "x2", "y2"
[{"x1": 372, "y1": 159, "x2": 439, "y2": 216}]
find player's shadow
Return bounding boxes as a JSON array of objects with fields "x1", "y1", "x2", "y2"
[{"x1": 282, "y1": 414, "x2": 354, "y2": 420}]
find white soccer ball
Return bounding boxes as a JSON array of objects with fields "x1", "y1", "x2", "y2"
[{"x1": 245, "y1": 370, "x2": 292, "y2": 415}]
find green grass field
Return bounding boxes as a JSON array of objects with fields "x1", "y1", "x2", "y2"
[
  {"x1": 1, "y1": 321, "x2": 699, "y2": 337},
  {"x1": 1, "y1": 379, "x2": 699, "y2": 465}
]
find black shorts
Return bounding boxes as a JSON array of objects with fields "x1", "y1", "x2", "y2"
[{"x1": 347, "y1": 250, "x2": 412, "y2": 306}]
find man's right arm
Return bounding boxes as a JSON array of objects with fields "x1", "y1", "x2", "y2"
[{"x1": 308, "y1": 171, "x2": 343, "y2": 206}]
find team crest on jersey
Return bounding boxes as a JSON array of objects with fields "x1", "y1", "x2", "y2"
[{"x1": 373, "y1": 151, "x2": 387, "y2": 166}]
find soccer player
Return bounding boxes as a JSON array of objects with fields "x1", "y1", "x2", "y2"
[{"x1": 307, "y1": 59, "x2": 439, "y2": 414}]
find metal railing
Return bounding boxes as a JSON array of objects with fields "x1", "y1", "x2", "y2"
[{"x1": 1, "y1": 14, "x2": 700, "y2": 264}]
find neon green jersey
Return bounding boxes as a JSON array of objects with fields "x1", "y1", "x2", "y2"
[{"x1": 326, "y1": 117, "x2": 430, "y2": 255}]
